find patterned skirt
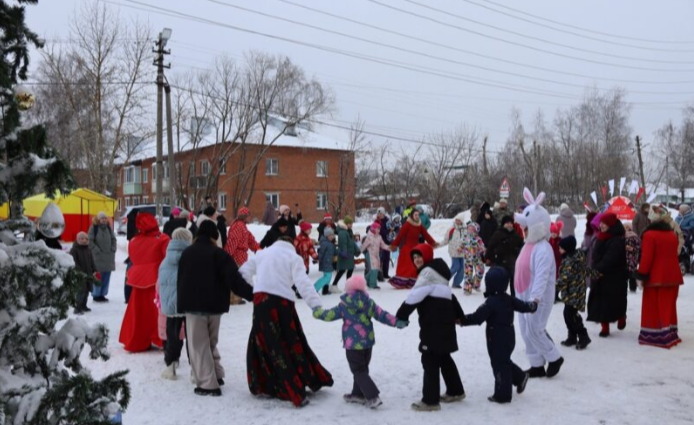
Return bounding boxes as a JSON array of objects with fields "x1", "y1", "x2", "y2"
[
  {"x1": 639, "y1": 286, "x2": 681, "y2": 349},
  {"x1": 247, "y1": 292, "x2": 333, "y2": 406},
  {"x1": 388, "y1": 276, "x2": 416, "y2": 289}
]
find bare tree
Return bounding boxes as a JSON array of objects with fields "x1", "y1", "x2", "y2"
[
  {"x1": 323, "y1": 117, "x2": 363, "y2": 218},
  {"x1": 33, "y1": 2, "x2": 153, "y2": 195}
]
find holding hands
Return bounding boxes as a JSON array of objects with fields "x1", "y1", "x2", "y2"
[{"x1": 395, "y1": 319, "x2": 409, "y2": 329}]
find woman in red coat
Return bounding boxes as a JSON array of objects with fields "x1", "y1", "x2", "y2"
[
  {"x1": 120, "y1": 213, "x2": 170, "y2": 352},
  {"x1": 388, "y1": 209, "x2": 437, "y2": 289},
  {"x1": 635, "y1": 216, "x2": 684, "y2": 349}
]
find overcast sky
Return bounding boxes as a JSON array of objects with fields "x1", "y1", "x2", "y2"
[{"x1": 25, "y1": 0, "x2": 694, "y2": 154}]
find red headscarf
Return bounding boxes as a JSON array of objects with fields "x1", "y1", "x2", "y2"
[{"x1": 596, "y1": 212, "x2": 619, "y2": 241}]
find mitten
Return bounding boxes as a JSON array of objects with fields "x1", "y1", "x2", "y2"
[
  {"x1": 395, "y1": 320, "x2": 409, "y2": 329},
  {"x1": 529, "y1": 301, "x2": 538, "y2": 313}
]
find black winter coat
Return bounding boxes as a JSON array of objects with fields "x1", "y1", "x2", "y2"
[
  {"x1": 280, "y1": 212, "x2": 302, "y2": 239},
  {"x1": 35, "y1": 231, "x2": 62, "y2": 250},
  {"x1": 260, "y1": 222, "x2": 293, "y2": 248},
  {"x1": 479, "y1": 217, "x2": 498, "y2": 246},
  {"x1": 396, "y1": 259, "x2": 465, "y2": 354},
  {"x1": 587, "y1": 221, "x2": 628, "y2": 323},
  {"x1": 163, "y1": 217, "x2": 187, "y2": 237},
  {"x1": 70, "y1": 244, "x2": 97, "y2": 275},
  {"x1": 217, "y1": 216, "x2": 228, "y2": 248},
  {"x1": 126, "y1": 208, "x2": 140, "y2": 241},
  {"x1": 177, "y1": 238, "x2": 253, "y2": 315},
  {"x1": 485, "y1": 228, "x2": 523, "y2": 273}
]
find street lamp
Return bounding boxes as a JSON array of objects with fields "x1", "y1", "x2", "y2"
[{"x1": 159, "y1": 28, "x2": 172, "y2": 47}]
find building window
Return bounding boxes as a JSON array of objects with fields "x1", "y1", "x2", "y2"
[
  {"x1": 163, "y1": 196, "x2": 170, "y2": 205},
  {"x1": 125, "y1": 197, "x2": 132, "y2": 207},
  {"x1": 219, "y1": 158, "x2": 226, "y2": 175},
  {"x1": 218, "y1": 192, "x2": 227, "y2": 211},
  {"x1": 132, "y1": 196, "x2": 140, "y2": 206},
  {"x1": 118, "y1": 199, "x2": 122, "y2": 211},
  {"x1": 316, "y1": 161, "x2": 328, "y2": 177},
  {"x1": 117, "y1": 170, "x2": 121, "y2": 186},
  {"x1": 201, "y1": 160, "x2": 210, "y2": 176},
  {"x1": 163, "y1": 161, "x2": 169, "y2": 179},
  {"x1": 265, "y1": 158, "x2": 278, "y2": 176},
  {"x1": 265, "y1": 193, "x2": 279, "y2": 209},
  {"x1": 317, "y1": 192, "x2": 328, "y2": 210},
  {"x1": 142, "y1": 196, "x2": 149, "y2": 204},
  {"x1": 190, "y1": 195, "x2": 195, "y2": 211},
  {"x1": 142, "y1": 168, "x2": 149, "y2": 183},
  {"x1": 125, "y1": 166, "x2": 141, "y2": 184},
  {"x1": 152, "y1": 165, "x2": 156, "y2": 181},
  {"x1": 189, "y1": 161, "x2": 195, "y2": 176}
]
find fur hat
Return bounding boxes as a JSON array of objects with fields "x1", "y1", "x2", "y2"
[
  {"x1": 172, "y1": 227, "x2": 193, "y2": 242},
  {"x1": 323, "y1": 227, "x2": 334, "y2": 238},
  {"x1": 648, "y1": 205, "x2": 668, "y2": 222},
  {"x1": 410, "y1": 243, "x2": 434, "y2": 265},
  {"x1": 559, "y1": 235, "x2": 577, "y2": 255},
  {"x1": 392, "y1": 213, "x2": 402, "y2": 223},
  {"x1": 197, "y1": 220, "x2": 219, "y2": 241},
  {"x1": 323, "y1": 212, "x2": 333, "y2": 221},
  {"x1": 237, "y1": 207, "x2": 250, "y2": 218},
  {"x1": 560, "y1": 203, "x2": 569, "y2": 211},
  {"x1": 493, "y1": 202, "x2": 500, "y2": 209},
  {"x1": 550, "y1": 221, "x2": 564, "y2": 235},
  {"x1": 454, "y1": 212, "x2": 466, "y2": 223},
  {"x1": 600, "y1": 212, "x2": 619, "y2": 228},
  {"x1": 345, "y1": 275, "x2": 367, "y2": 294},
  {"x1": 499, "y1": 198, "x2": 508, "y2": 205},
  {"x1": 279, "y1": 205, "x2": 291, "y2": 215},
  {"x1": 501, "y1": 215, "x2": 514, "y2": 226},
  {"x1": 299, "y1": 221, "x2": 312, "y2": 233},
  {"x1": 171, "y1": 207, "x2": 181, "y2": 217},
  {"x1": 343, "y1": 216, "x2": 354, "y2": 225}
]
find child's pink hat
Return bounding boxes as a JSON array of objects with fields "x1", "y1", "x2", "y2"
[{"x1": 345, "y1": 275, "x2": 367, "y2": 294}]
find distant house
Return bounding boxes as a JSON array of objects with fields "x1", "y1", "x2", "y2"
[
  {"x1": 646, "y1": 183, "x2": 694, "y2": 206},
  {"x1": 114, "y1": 119, "x2": 356, "y2": 223}
]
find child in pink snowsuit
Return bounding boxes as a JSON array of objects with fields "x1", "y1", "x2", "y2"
[{"x1": 361, "y1": 222, "x2": 390, "y2": 289}]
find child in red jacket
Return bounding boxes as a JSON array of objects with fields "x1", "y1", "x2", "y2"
[{"x1": 295, "y1": 221, "x2": 318, "y2": 274}]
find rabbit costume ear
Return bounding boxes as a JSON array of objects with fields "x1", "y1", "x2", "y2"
[
  {"x1": 534, "y1": 192, "x2": 546, "y2": 206},
  {"x1": 523, "y1": 188, "x2": 535, "y2": 205}
]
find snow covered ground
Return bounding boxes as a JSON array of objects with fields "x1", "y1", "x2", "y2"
[{"x1": 74, "y1": 216, "x2": 694, "y2": 425}]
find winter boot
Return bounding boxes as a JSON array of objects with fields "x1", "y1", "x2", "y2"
[
  {"x1": 527, "y1": 366, "x2": 546, "y2": 378},
  {"x1": 576, "y1": 330, "x2": 592, "y2": 350},
  {"x1": 366, "y1": 397, "x2": 383, "y2": 409},
  {"x1": 560, "y1": 333, "x2": 577, "y2": 347},
  {"x1": 194, "y1": 387, "x2": 221, "y2": 397},
  {"x1": 343, "y1": 394, "x2": 367, "y2": 405},
  {"x1": 599, "y1": 322, "x2": 610, "y2": 337},
  {"x1": 516, "y1": 371, "x2": 530, "y2": 394},
  {"x1": 161, "y1": 363, "x2": 177, "y2": 380},
  {"x1": 617, "y1": 315, "x2": 627, "y2": 330},
  {"x1": 411, "y1": 401, "x2": 441, "y2": 412},
  {"x1": 546, "y1": 357, "x2": 564, "y2": 378},
  {"x1": 488, "y1": 396, "x2": 510, "y2": 404},
  {"x1": 440, "y1": 393, "x2": 466, "y2": 403}
]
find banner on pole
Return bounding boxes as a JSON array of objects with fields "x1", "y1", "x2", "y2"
[
  {"x1": 609, "y1": 179, "x2": 615, "y2": 197},
  {"x1": 499, "y1": 178, "x2": 510, "y2": 199},
  {"x1": 591, "y1": 191, "x2": 598, "y2": 206},
  {"x1": 619, "y1": 177, "x2": 626, "y2": 194},
  {"x1": 646, "y1": 193, "x2": 658, "y2": 204},
  {"x1": 635, "y1": 187, "x2": 646, "y2": 204},
  {"x1": 629, "y1": 180, "x2": 638, "y2": 195}
]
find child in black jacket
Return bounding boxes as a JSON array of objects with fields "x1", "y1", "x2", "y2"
[
  {"x1": 461, "y1": 267, "x2": 537, "y2": 403},
  {"x1": 397, "y1": 243, "x2": 466, "y2": 412}
]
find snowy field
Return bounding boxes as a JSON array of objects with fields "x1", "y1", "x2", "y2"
[{"x1": 73, "y1": 216, "x2": 694, "y2": 425}]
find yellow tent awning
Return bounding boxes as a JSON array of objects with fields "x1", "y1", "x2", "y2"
[{"x1": 21, "y1": 188, "x2": 116, "y2": 218}]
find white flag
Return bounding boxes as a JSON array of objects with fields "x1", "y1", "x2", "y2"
[
  {"x1": 629, "y1": 180, "x2": 638, "y2": 195},
  {"x1": 619, "y1": 177, "x2": 626, "y2": 195},
  {"x1": 590, "y1": 191, "x2": 598, "y2": 206},
  {"x1": 646, "y1": 193, "x2": 657, "y2": 203},
  {"x1": 608, "y1": 179, "x2": 615, "y2": 197}
]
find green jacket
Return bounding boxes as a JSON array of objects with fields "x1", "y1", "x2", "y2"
[{"x1": 336, "y1": 223, "x2": 358, "y2": 271}]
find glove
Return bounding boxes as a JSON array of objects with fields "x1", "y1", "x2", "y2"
[
  {"x1": 395, "y1": 320, "x2": 409, "y2": 329},
  {"x1": 528, "y1": 301, "x2": 538, "y2": 313},
  {"x1": 312, "y1": 307, "x2": 323, "y2": 318},
  {"x1": 312, "y1": 258, "x2": 318, "y2": 264},
  {"x1": 339, "y1": 251, "x2": 349, "y2": 259}
]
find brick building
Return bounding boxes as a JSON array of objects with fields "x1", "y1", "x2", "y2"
[{"x1": 114, "y1": 121, "x2": 356, "y2": 223}]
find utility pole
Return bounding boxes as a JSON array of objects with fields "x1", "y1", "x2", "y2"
[
  {"x1": 153, "y1": 28, "x2": 172, "y2": 223},
  {"x1": 635, "y1": 135, "x2": 646, "y2": 190},
  {"x1": 165, "y1": 82, "x2": 175, "y2": 213},
  {"x1": 666, "y1": 155, "x2": 670, "y2": 207}
]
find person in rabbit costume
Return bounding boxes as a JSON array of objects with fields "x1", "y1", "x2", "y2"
[{"x1": 514, "y1": 188, "x2": 564, "y2": 378}]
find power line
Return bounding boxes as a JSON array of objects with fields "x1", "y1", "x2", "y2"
[
  {"x1": 367, "y1": 0, "x2": 694, "y2": 72},
  {"x1": 458, "y1": 0, "x2": 694, "y2": 53},
  {"x1": 478, "y1": 0, "x2": 694, "y2": 45},
  {"x1": 279, "y1": 0, "x2": 694, "y2": 85}
]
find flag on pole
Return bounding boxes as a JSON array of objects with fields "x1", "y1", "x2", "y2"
[
  {"x1": 635, "y1": 187, "x2": 646, "y2": 203},
  {"x1": 619, "y1": 177, "x2": 626, "y2": 195},
  {"x1": 609, "y1": 179, "x2": 615, "y2": 197},
  {"x1": 583, "y1": 201, "x2": 592, "y2": 212},
  {"x1": 591, "y1": 191, "x2": 598, "y2": 206},
  {"x1": 629, "y1": 180, "x2": 638, "y2": 195},
  {"x1": 601, "y1": 186, "x2": 608, "y2": 202},
  {"x1": 646, "y1": 193, "x2": 657, "y2": 204}
]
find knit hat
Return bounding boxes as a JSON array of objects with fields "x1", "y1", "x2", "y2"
[
  {"x1": 197, "y1": 220, "x2": 219, "y2": 241},
  {"x1": 299, "y1": 221, "x2": 312, "y2": 233},
  {"x1": 560, "y1": 203, "x2": 569, "y2": 211},
  {"x1": 377, "y1": 207, "x2": 386, "y2": 216},
  {"x1": 559, "y1": 235, "x2": 577, "y2": 255},
  {"x1": 203, "y1": 206, "x2": 216, "y2": 217},
  {"x1": 370, "y1": 221, "x2": 381, "y2": 232},
  {"x1": 343, "y1": 216, "x2": 354, "y2": 225},
  {"x1": 550, "y1": 221, "x2": 564, "y2": 235},
  {"x1": 501, "y1": 215, "x2": 514, "y2": 226},
  {"x1": 97, "y1": 211, "x2": 108, "y2": 220},
  {"x1": 279, "y1": 205, "x2": 290, "y2": 215},
  {"x1": 172, "y1": 227, "x2": 193, "y2": 242},
  {"x1": 345, "y1": 275, "x2": 367, "y2": 294},
  {"x1": 679, "y1": 204, "x2": 691, "y2": 215},
  {"x1": 466, "y1": 221, "x2": 480, "y2": 233},
  {"x1": 499, "y1": 198, "x2": 508, "y2": 205},
  {"x1": 180, "y1": 210, "x2": 190, "y2": 220},
  {"x1": 237, "y1": 206, "x2": 250, "y2": 218},
  {"x1": 485, "y1": 266, "x2": 510, "y2": 295},
  {"x1": 171, "y1": 207, "x2": 181, "y2": 217},
  {"x1": 493, "y1": 202, "x2": 500, "y2": 209},
  {"x1": 410, "y1": 243, "x2": 434, "y2": 264},
  {"x1": 323, "y1": 227, "x2": 334, "y2": 238},
  {"x1": 323, "y1": 212, "x2": 333, "y2": 221},
  {"x1": 600, "y1": 212, "x2": 619, "y2": 228}
]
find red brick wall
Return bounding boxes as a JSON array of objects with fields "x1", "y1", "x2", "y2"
[{"x1": 115, "y1": 143, "x2": 355, "y2": 224}]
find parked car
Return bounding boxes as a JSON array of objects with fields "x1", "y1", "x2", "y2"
[{"x1": 116, "y1": 204, "x2": 181, "y2": 235}]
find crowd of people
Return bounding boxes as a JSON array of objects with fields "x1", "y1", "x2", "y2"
[{"x1": 54, "y1": 191, "x2": 688, "y2": 412}]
